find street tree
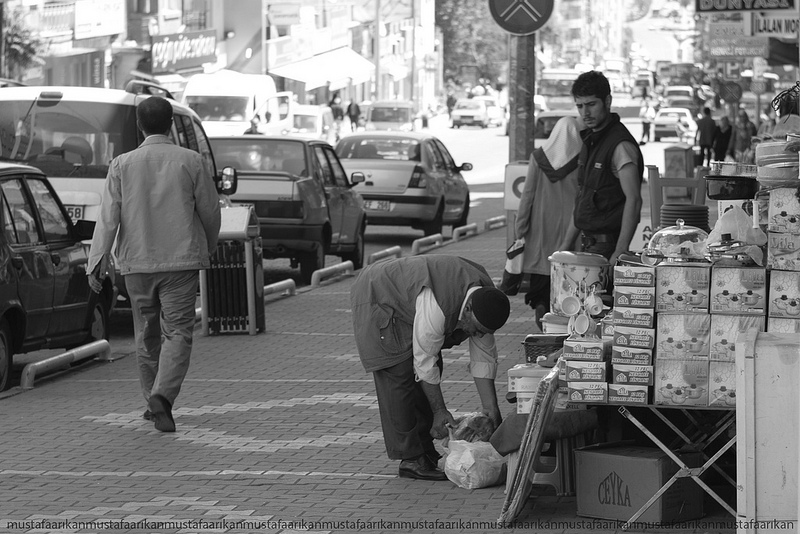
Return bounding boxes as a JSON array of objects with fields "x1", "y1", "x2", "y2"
[{"x1": 2, "y1": 5, "x2": 42, "y2": 81}]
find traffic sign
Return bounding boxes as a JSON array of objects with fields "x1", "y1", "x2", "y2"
[
  {"x1": 720, "y1": 81, "x2": 743, "y2": 103},
  {"x1": 489, "y1": 0, "x2": 554, "y2": 36},
  {"x1": 751, "y1": 79, "x2": 768, "y2": 95}
]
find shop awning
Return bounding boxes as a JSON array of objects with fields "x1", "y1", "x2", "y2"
[{"x1": 269, "y1": 47, "x2": 374, "y2": 90}]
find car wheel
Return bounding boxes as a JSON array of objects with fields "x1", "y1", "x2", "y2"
[
  {"x1": 0, "y1": 320, "x2": 11, "y2": 391},
  {"x1": 86, "y1": 294, "x2": 110, "y2": 342},
  {"x1": 300, "y1": 243, "x2": 326, "y2": 284},
  {"x1": 342, "y1": 223, "x2": 365, "y2": 270},
  {"x1": 454, "y1": 195, "x2": 470, "y2": 229},
  {"x1": 422, "y1": 204, "x2": 444, "y2": 236}
]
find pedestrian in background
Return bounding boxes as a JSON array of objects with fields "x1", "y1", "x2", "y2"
[
  {"x1": 638, "y1": 98, "x2": 655, "y2": 145},
  {"x1": 712, "y1": 115, "x2": 732, "y2": 162},
  {"x1": 329, "y1": 91, "x2": 344, "y2": 140},
  {"x1": 695, "y1": 107, "x2": 716, "y2": 166},
  {"x1": 87, "y1": 96, "x2": 221, "y2": 433},
  {"x1": 346, "y1": 100, "x2": 361, "y2": 132},
  {"x1": 515, "y1": 116, "x2": 585, "y2": 331},
  {"x1": 729, "y1": 110, "x2": 757, "y2": 163},
  {"x1": 350, "y1": 255, "x2": 511, "y2": 481},
  {"x1": 558, "y1": 70, "x2": 644, "y2": 267}
]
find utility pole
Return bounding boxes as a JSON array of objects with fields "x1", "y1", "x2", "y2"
[
  {"x1": 0, "y1": 1, "x2": 5, "y2": 78},
  {"x1": 508, "y1": 34, "x2": 536, "y2": 164},
  {"x1": 374, "y1": 0, "x2": 380, "y2": 100}
]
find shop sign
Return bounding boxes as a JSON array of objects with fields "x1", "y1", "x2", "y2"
[
  {"x1": 708, "y1": 35, "x2": 769, "y2": 57},
  {"x1": 751, "y1": 10, "x2": 799, "y2": 37},
  {"x1": 696, "y1": 0, "x2": 794, "y2": 13},
  {"x1": 268, "y1": 2, "x2": 302, "y2": 26},
  {"x1": 74, "y1": 0, "x2": 125, "y2": 40},
  {"x1": 151, "y1": 30, "x2": 217, "y2": 73}
]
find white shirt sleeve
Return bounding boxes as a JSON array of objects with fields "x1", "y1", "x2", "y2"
[
  {"x1": 467, "y1": 333, "x2": 499, "y2": 380},
  {"x1": 413, "y1": 287, "x2": 446, "y2": 384}
]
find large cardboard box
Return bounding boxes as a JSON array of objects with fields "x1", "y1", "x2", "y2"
[
  {"x1": 768, "y1": 269, "x2": 800, "y2": 318},
  {"x1": 655, "y1": 264, "x2": 711, "y2": 313},
  {"x1": 575, "y1": 444, "x2": 704, "y2": 523},
  {"x1": 709, "y1": 265, "x2": 767, "y2": 315},
  {"x1": 767, "y1": 187, "x2": 800, "y2": 233}
]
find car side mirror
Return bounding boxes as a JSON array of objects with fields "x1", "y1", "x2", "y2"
[
  {"x1": 218, "y1": 166, "x2": 238, "y2": 196},
  {"x1": 350, "y1": 172, "x2": 365, "y2": 185},
  {"x1": 73, "y1": 219, "x2": 96, "y2": 240},
  {"x1": 459, "y1": 162, "x2": 473, "y2": 172}
]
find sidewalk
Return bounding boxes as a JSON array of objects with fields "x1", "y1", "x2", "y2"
[{"x1": 0, "y1": 218, "x2": 737, "y2": 534}]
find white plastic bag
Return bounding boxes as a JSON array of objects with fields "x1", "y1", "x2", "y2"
[{"x1": 443, "y1": 439, "x2": 507, "y2": 489}]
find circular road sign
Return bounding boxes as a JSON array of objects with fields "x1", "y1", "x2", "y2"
[
  {"x1": 720, "y1": 81, "x2": 743, "y2": 103},
  {"x1": 750, "y1": 79, "x2": 768, "y2": 96},
  {"x1": 489, "y1": 0, "x2": 554, "y2": 36}
]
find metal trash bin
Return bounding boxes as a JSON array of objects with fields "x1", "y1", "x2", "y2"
[{"x1": 200, "y1": 205, "x2": 265, "y2": 335}]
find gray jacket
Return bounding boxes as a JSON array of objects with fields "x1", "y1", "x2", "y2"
[{"x1": 88, "y1": 135, "x2": 221, "y2": 275}]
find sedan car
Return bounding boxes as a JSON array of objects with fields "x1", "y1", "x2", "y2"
[
  {"x1": 209, "y1": 136, "x2": 366, "y2": 283},
  {"x1": 0, "y1": 162, "x2": 114, "y2": 390},
  {"x1": 653, "y1": 107, "x2": 698, "y2": 142},
  {"x1": 450, "y1": 98, "x2": 490, "y2": 128},
  {"x1": 534, "y1": 110, "x2": 580, "y2": 147},
  {"x1": 335, "y1": 132, "x2": 471, "y2": 236}
]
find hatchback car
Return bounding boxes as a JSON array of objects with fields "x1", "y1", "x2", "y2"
[
  {"x1": 210, "y1": 136, "x2": 366, "y2": 282},
  {"x1": 534, "y1": 110, "x2": 580, "y2": 147},
  {"x1": 364, "y1": 100, "x2": 415, "y2": 131},
  {"x1": 472, "y1": 95, "x2": 505, "y2": 127},
  {"x1": 0, "y1": 162, "x2": 114, "y2": 390},
  {"x1": 336, "y1": 132, "x2": 471, "y2": 236},
  {"x1": 653, "y1": 107, "x2": 698, "y2": 142},
  {"x1": 450, "y1": 98, "x2": 490, "y2": 128}
]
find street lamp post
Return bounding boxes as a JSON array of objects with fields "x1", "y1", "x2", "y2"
[{"x1": 374, "y1": 0, "x2": 381, "y2": 100}]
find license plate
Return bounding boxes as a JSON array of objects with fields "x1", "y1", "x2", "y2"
[
  {"x1": 364, "y1": 200, "x2": 390, "y2": 211},
  {"x1": 66, "y1": 205, "x2": 84, "y2": 222}
]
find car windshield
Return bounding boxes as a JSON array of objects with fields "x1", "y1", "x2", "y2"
[
  {"x1": 455, "y1": 101, "x2": 482, "y2": 110},
  {"x1": 539, "y1": 78, "x2": 575, "y2": 97},
  {"x1": 657, "y1": 111, "x2": 688, "y2": 120},
  {"x1": 293, "y1": 114, "x2": 318, "y2": 131},
  {"x1": 209, "y1": 138, "x2": 306, "y2": 173},
  {"x1": 370, "y1": 107, "x2": 411, "y2": 122},
  {"x1": 185, "y1": 95, "x2": 249, "y2": 121},
  {"x1": 0, "y1": 98, "x2": 137, "y2": 178},
  {"x1": 336, "y1": 137, "x2": 421, "y2": 161}
]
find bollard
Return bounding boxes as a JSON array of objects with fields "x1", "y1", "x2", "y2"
[
  {"x1": 484, "y1": 215, "x2": 507, "y2": 231},
  {"x1": 411, "y1": 233, "x2": 444, "y2": 255},
  {"x1": 264, "y1": 278, "x2": 297, "y2": 297},
  {"x1": 367, "y1": 246, "x2": 402, "y2": 265},
  {"x1": 20, "y1": 339, "x2": 112, "y2": 390},
  {"x1": 310, "y1": 261, "x2": 354, "y2": 287},
  {"x1": 452, "y1": 223, "x2": 479, "y2": 242}
]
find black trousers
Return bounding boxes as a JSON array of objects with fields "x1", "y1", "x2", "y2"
[{"x1": 372, "y1": 355, "x2": 443, "y2": 461}]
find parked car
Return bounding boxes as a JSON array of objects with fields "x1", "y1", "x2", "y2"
[
  {"x1": 284, "y1": 104, "x2": 336, "y2": 144},
  {"x1": 663, "y1": 85, "x2": 695, "y2": 102},
  {"x1": 0, "y1": 82, "x2": 238, "y2": 306},
  {"x1": 472, "y1": 95, "x2": 505, "y2": 127},
  {"x1": 335, "y1": 132, "x2": 471, "y2": 236},
  {"x1": 450, "y1": 98, "x2": 490, "y2": 128},
  {"x1": 364, "y1": 100, "x2": 415, "y2": 131},
  {"x1": 653, "y1": 107, "x2": 698, "y2": 142},
  {"x1": 665, "y1": 97, "x2": 699, "y2": 118},
  {"x1": 209, "y1": 136, "x2": 366, "y2": 283},
  {"x1": 0, "y1": 162, "x2": 114, "y2": 390}
]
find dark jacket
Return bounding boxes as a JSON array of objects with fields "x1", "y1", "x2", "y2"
[
  {"x1": 350, "y1": 255, "x2": 494, "y2": 372},
  {"x1": 574, "y1": 114, "x2": 644, "y2": 234}
]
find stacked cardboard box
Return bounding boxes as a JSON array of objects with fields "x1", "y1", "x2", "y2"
[
  {"x1": 654, "y1": 263, "x2": 712, "y2": 406},
  {"x1": 767, "y1": 188, "x2": 800, "y2": 334},
  {"x1": 707, "y1": 265, "x2": 767, "y2": 407},
  {"x1": 564, "y1": 334, "x2": 611, "y2": 404},
  {"x1": 609, "y1": 264, "x2": 656, "y2": 405}
]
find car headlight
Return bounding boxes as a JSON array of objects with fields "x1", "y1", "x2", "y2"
[{"x1": 400, "y1": 123, "x2": 413, "y2": 132}]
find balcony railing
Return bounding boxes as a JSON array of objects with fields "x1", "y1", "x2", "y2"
[{"x1": 40, "y1": 1, "x2": 75, "y2": 38}]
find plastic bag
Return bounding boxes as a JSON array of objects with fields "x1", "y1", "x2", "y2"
[
  {"x1": 449, "y1": 412, "x2": 498, "y2": 442},
  {"x1": 443, "y1": 439, "x2": 507, "y2": 489}
]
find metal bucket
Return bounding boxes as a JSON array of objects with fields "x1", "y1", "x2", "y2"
[{"x1": 548, "y1": 251, "x2": 610, "y2": 317}]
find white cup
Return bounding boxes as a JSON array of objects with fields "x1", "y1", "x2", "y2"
[
  {"x1": 561, "y1": 295, "x2": 582, "y2": 316},
  {"x1": 585, "y1": 294, "x2": 603, "y2": 316}
]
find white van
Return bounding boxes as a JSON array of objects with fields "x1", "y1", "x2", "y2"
[{"x1": 182, "y1": 70, "x2": 294, "y2": 136}]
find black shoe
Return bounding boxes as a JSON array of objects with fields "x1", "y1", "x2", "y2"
[
  {"x1": 148, "y1": 394, "x2": 176, "y2": 432},
  {"x1": 399, "y1": 455, "x2": 448, "y2": 481},
  {"x1": 142, "y1": 410, "x2": 154, "y2": 421}
]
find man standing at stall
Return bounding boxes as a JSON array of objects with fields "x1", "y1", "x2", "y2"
[
  {"x1": 350, "y1": 255, "x2": 511, "y2": 481},
  {"x1": 558, "y1": 70, "x2": 644, "y2": 266}
]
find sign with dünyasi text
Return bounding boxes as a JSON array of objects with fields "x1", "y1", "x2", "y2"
[
  {"x1": 696, "y1": 0, "x2": 794, "y2": 13},
  {"x1": 151, "y1": 30, "x2": 217, "y2": 73}
]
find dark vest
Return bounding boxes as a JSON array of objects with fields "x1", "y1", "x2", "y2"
[
  {"x1": 574, "y1": 114, "x2": 644, "y2": 233},
  {"x1": 350, "y1": 255, "x2": 494, "y2": 372}
]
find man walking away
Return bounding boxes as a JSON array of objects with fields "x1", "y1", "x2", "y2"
[
  {"x1": 347, "y1": 100, "x2": 361, "y2": 132},
  {"x1": 695, "y1": 107, "x2": 716, "y2": 166},
  {"x1": 87, "y1": 96, "x2": 221, "y2": 433}
]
